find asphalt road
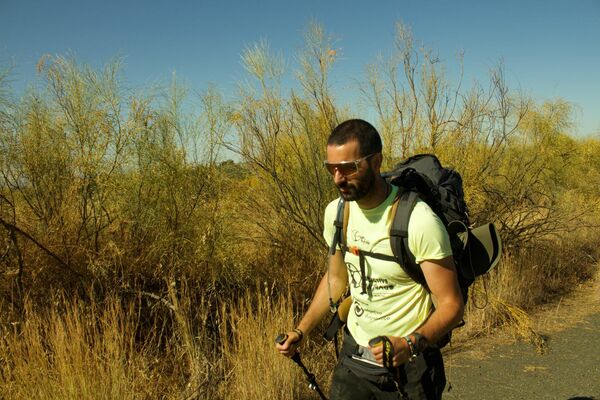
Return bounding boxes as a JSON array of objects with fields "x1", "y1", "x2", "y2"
[
  {"x1": 442, "y1": 277, "x2": 600, "y2": 400},
  {"x1": 443, "y1": 312, "x2": 600, "y2": 399}
]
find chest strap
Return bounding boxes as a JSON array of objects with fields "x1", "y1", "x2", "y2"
[{"x1": 340, "y1": 244, "x2": 396, "y2": 295}]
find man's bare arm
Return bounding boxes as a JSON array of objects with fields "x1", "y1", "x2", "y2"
[
  {"x1": 276, "y1": 250, "x2": 348, "y2": 357},
  {"x1": 371, "y1": 255, "x2": 464, "y2": 366},
  {"x1": 415, "y1": 256, "x2": 465, "y2": 344}
]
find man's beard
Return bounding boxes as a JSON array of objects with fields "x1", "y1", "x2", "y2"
[{"x1": 337, "y1": 168, "x2": 376, "y2": 201}]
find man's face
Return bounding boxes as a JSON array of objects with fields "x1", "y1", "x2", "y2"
[{"x1": 325, "y1": 140, "x2": 377, "y2": 202}]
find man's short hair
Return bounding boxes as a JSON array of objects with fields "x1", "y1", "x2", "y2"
[{"x1": 328, "y1": 119, "x2": 382, "y2": 156}]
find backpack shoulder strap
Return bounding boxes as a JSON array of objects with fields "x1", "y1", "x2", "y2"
[
  {"x1": 389, "y1": 190, "x2": 427, "y2": 287},
  {"x1": 343, "y1": 200, "x2": 349, "y2": 245},
  {"x1": 328, "y1": 198, "x2": 350, "y2": 312},
  {"x1": 329, "y1": 198, "x2": 349, "y2": 255}
]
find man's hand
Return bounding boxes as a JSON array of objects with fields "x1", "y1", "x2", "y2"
[
  {"x1": 369, "y1": 335, "x2": 411, "y2": 367},
  {"x1": 275, "y1": 330, "x2": 303, "y2": 358}
]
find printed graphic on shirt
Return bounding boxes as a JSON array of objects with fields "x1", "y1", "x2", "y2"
[
  {"x1": 346, "y1": 261, "x2": 362, "y2": 290},
  {"x1": 352, "y1": 298, "x2": 392, "y2": 322},
  {"x1": 346, "y1": 260, "x2": 396, "y2": 299},
  {"x1": 350, "y1": 228, "x2": 370, "y2": 247}
]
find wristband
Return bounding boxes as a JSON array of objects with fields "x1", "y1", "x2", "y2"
[
  {"x1": 292, "y1": 328, "x2": 304, "y2": 342},
  {"x1": 403, "y1": 335, "x2": 418, "y2": 362}
]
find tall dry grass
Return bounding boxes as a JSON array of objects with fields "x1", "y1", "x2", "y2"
[
  {"x1": 0, "y1": 231, "x2": 599, "y2": 400},
  {"x1": 0, "y1": 296, "x2": 161, "y2": 399},
  {"x1": 0, "y1": 286, "x2": 338, "y2": 400},
  {"x1": 220, "y1": 286, "x2": 304, "y2": 399}
]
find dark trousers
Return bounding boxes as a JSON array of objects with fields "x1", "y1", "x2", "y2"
[{"x1": 330, "y1": 331, "x2": 446, "y2": 400}]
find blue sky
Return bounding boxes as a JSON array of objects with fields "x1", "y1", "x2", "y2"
[{"x1": 1, "y1": 0, "x2": 599, "y2": 136}]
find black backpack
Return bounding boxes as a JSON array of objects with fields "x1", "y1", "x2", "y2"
[{"x1": 325, "y1": 154, "x2": 501, "y2": 345}]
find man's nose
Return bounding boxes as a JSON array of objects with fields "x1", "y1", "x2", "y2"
[{"x1": 333, "y1": 169, "x2": 346, "y2": 185}]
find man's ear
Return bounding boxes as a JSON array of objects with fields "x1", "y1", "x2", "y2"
[{"x1": 372, "y1": 152, "x2": 384, "y2": 171}]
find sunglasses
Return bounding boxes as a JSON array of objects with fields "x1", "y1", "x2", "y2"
[{"x1": 323, "y1": 153, "x2": 376, "y2": 177}]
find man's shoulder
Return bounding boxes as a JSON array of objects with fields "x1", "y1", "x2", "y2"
[
  {"x1": 411, "y1": 199, "x2": 436, "y2": 217},
  {"x1": 408, "y1": 200, "x2": 446, "y2": 232},
  {"x1": 324, "y1": 197, "x2": 341, "y2": 222},
  {"x1": 322, "y1": 197, "x2": 342, "y2": 242}
]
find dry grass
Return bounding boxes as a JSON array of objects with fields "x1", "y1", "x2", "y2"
[
  {"x1": 1, "y1": 250, "x2": 598, "y2": 400},
  {"x1": 0, "y1": 296, "x2": 160, "y2": 399},
  {"x1": 0, "y1": 286, "x2": 336, "y2": 400},
  {"x1": 217, "y1": 284, "x2": 336, "y2": 399},
  {"x1": 219, "y1": 286, "x2": 299, "y2": 399}
]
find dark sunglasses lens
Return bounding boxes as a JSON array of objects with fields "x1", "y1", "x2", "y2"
[
  {"x1": 339, "y1": 163, "x2": 358, "y2": 175},
  {"x1": 325, "y1": 162, "x2": 357, "y2": 176},
  {"x1": 325, "y1": 163, "x2": 337, "y2": 175}
]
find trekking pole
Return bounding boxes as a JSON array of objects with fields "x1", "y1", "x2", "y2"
[{"x1": 275, "y1": 333, "x2": 328, "y2": 400}]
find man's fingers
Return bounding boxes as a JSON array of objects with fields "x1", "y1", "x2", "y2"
[
  {"x1": 369, "y1": 343, "x2": 385, "y2": 366},
  {"x1": 370, "y1": 336, "x2": 410, "y2": 367},
  {"x1": 276, "y1": 340, "x2": 296, "y2": 357},
  {"x1": 275, "y1": 331, "x2": 301, "y2": 357},
  {"x1": 370, "y1": 346, "x2": 382, "y2": 358},
  {"x1": 369, "y1": 336, "x2": 394, "y2": 368}
]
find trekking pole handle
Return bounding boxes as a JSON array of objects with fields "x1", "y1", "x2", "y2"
[
  {"x1": 368, "y1": 336, "x2": 395, "y2": 369},
  {"x1": 275, "y1": 329, "x2": 303, "y2": 346},
  {"x1": 275, "y1": 333, "x2": 288, "y2": 345},
  {"x1": 275, "y1": 333, "x2": 301, "y2": 359},
  {"x1": 368, "y1": 336, "x2": 385, "y2": 347}
]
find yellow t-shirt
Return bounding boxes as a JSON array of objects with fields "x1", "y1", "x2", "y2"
[{"x1": 323, "y1": 185, "x2": 452, "y2": 347}]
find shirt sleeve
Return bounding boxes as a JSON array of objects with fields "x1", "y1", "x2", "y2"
[
  {"x1": 322, "y1": 199, "x2": 339, "y2": 248},
  {"x1": 408, "y1": 201, "x2": 453, "y2": 263}
]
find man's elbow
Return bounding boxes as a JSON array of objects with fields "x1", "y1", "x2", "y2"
[
  {"x1": 438, "y1": 293, "x2": 465, "y2": 328},
  {"x1": 450, "y1": 296, "x2": 465, "y2": 328}
]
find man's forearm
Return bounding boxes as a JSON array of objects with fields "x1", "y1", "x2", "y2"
[
  {"x1": 415, "y1": 298, "x2": 464, "y2": 345},
  {"x1": 296, "y1": 271, "x2": 347, "y2": 336},
  {"x1": 416, "y1": 257, "x2": 465, "y2": 346}
]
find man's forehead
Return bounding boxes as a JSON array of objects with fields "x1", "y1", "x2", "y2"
[
  {"x1": 326, "y1": 139, "x2": 360, "y2": 152},
  {"x1": 326, "y1": 140, "x2": 362, "y2": 163}
]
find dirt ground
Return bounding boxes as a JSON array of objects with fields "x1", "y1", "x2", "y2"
[{"x1": 442, "y1": 270, "x2": 600, "y2": 400}]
